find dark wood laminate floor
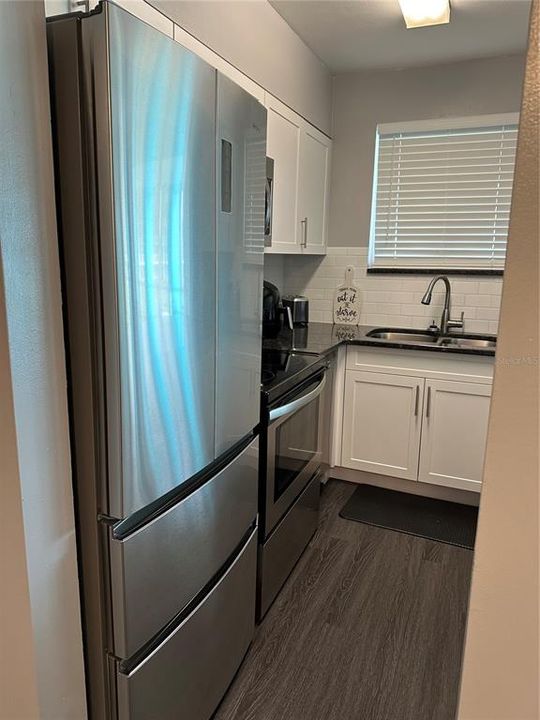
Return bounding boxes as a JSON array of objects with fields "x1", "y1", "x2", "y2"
[{"x1": 214, "y1": 480, "x2": 474, "y2": 720}]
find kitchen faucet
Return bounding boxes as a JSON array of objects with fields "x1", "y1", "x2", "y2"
[{"x1": 421, "y1": 275, "x2": 464, "y2": 335}]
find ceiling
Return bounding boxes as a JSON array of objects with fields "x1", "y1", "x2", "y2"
[{"x1": 269, "y1": 0, "x2": 531, "y2": 72}]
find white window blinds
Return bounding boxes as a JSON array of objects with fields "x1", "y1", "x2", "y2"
[{"x1": 369, "y1": 115, "x2": 519, "y2": 268}]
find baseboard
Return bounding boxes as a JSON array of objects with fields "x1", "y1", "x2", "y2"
[{"x1": 328, "y1": 466, "x2": 480, "y2": 507}]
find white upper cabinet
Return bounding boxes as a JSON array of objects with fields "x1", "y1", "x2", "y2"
[
  {"x1": 265, "y1": 96, "x2": 302, "y2": 254},
  {"x1": 265, "y1": 93, "x2": 331, "y2": 255},
  {"x1": 297, "y1": 128, "x2": 330, "y2": 254}
]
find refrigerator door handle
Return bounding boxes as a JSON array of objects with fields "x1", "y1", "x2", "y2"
[{"x1": 221, "y1": 138, "x2": 233, "y2": 213}]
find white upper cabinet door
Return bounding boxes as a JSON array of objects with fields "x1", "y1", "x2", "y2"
[
  {"x1": 298, "y1": 128, "x2": 330, "y2": 255},
  {"x1": 265, "y1": 96, "x2": 302, "y2": 254},
  {"x1": 418, "y1": 379, "x2": 491, "y2": 492},
  {"x1": 341, "y1": 370, "x2": 424, "y2": 481}
]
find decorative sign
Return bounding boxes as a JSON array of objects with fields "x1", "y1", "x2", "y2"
[{"x1": 333, "y1": 267, "x2": 360, "y2": 326}]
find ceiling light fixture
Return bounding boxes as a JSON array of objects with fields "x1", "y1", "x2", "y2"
[{"x1": 398, "y1": 0, "x2": 451, "y2": 28}]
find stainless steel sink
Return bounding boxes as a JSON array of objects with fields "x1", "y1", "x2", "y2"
[
  {"x1": 439, "y1": 337, "x2": 497, "y2": 349},
  {"x1": 366, "y1": 328, "x2": 496, "y2": 350},
  {"x1": 366, "y1": 329, "x2": 439, "y2": 343}
]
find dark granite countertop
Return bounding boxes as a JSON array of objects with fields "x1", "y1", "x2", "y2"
[{"x1": 263, "y1": 323, "x2": 497, "y2": 358}]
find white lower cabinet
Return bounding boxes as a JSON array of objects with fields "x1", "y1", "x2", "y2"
[
  {"x1": 341, "y1": 370, "x2": 423, "y2": 481},
  {"x1": 418, "y1": 379, "x2": 491, "y2": 492},
  {"x1": 340, "y1": 349, "x2": 493, "y2": 492}
]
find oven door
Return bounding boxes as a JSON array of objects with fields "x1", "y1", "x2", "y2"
[{"x1": 265, "y1": 370, "x2": 326, "y2": 536}]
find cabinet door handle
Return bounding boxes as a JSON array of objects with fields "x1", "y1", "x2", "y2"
[
  {"x1": 414, "y1": 385, "x2": 420, "y2": 416},
  {"x1": 300, "y1": 216, "x2": 308, "y2": 248},
  {"x1": 426, "y1": 386, "x2": 432, "y2": 418}
]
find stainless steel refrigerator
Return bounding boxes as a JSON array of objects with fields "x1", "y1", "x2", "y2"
[{"x1": 47, "y1": 4, "x2": 266, "y2": 718}]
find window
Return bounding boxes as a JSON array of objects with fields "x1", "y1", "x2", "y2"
[{"x1": 369, "y1": 114, "x2": 519, "y2": 270}]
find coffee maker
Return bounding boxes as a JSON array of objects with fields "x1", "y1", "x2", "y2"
[{"x1": 262, "y1": 281, "x2": 293, "y2": 338}]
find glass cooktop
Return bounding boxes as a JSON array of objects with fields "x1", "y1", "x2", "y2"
[{"x1": 261, "y1": 349, "x2": 324, "y2": 403}]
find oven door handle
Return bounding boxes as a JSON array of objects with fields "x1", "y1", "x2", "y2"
[{"x1": 269, "y1": 373, "x2": 327, "y2": 423}]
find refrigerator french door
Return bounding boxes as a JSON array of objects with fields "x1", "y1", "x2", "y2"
[{"x1": 47, "y1": 3, "x2": 265, "y2": 718}]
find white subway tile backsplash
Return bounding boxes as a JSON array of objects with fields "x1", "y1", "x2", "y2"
[
  {"x1": 401, "y1": 304, "x2": 432, "y2": 317},
  {"x1": 302, "y1": 288, "x2": 326, "y2": 300},
  {"x1": 388, "y1": 291, "x2": 415, "y2": 304},
  {"x1": 316, "y1": 277, "x2": 342, "y2": 289},
  {"x1": 365, "y1": 291, "x2": 392, "y2": 303},
  {"x1": 309, "y1": 298, "x2": 331, "y2": 311},
  {"x1": 478, "y1": 280, "x2": 503, "y2": 295},
  {"x1": 321, "y1": 266, "x2": 352, "y2": 279},
  {"x1": 402, "y1": 279, "x2": 433, "y2": 292},
  {"x1": 452, "y1": 281, "x2": 479, "y2": 294},
  {"x1": 281, "y1": 247, "x2": 502, "y2": 334},
  {"x1": 465, "y1": 294, "x2": 492, "y2": 307},
  {"x1": 463, "y1": 319, "x2": 491, "y2": 333},
  {"x1": 475, "y1": 307, "x2": 500, "y2": 321}
]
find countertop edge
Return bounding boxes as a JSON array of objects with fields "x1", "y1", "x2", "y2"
[{"x1": 263, "y1": 324, "x2": 496, "y2": 359}]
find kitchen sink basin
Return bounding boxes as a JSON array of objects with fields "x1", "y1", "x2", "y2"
[
  {"x1": 366, "y1": 329, "x2": 439, "y2": 343},
  {"x1": 366, "y1": 328, "x2": 497, "y2": 350},
  {"x1": 439, "y1": 337, "x2": 497, "y2": 349}
]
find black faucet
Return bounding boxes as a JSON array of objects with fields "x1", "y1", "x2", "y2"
[{"x1": 421, "y1": 275, "x2": 464, "y2": 335}]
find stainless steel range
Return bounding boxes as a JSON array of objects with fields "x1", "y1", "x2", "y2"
[{"x1": 258, "y1": 349, "x2": 327, "y2": 618}]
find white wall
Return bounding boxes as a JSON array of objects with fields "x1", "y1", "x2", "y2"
[
  {"x1": 329, "y1": 54, "x2": 526, "y2": 248},
  {"x1": 0, "y1": 1, "x2": 87, "y2": 718},
  {"x1": 149, "y1": 0, "x2": 333, "y2": 134},
  {"x1": 0, "y1": 265, "x2": 41, "y2": 720},
  {"x1": 458, "y1": 3, "x2": 539, "y2": 717}
]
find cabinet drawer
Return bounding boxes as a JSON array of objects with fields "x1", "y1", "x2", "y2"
[
  {"x1": 116, "y1": 529, "x2": 257, "y2": 720},
  {"x1": 346, "y1": 346, "x2": 494, "y2": 382},
  {"x1": 109, "y1": 438, "x2": 258, "y2": 658}
]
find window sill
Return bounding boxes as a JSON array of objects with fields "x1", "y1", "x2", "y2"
[{"x1": 367, "y1": 267, "x2": 504, "y2": 277}]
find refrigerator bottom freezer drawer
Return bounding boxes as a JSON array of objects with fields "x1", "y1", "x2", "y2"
[
  {"x1": 110, "y1": 436, "x2": 258, "y2": 659},
  {"x1": 258, "y1": 472, "x2": 320, "y2": 620},
  {"x1": 116, "y1": 528, "x2": 257, "y2": 720}
]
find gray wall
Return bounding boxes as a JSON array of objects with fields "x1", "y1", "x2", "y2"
[
  {"x1": 263, "y1": 254, "x2": 285, "y2": 290},
  {"x1": 150, "y1": 0, "x2": 333, "y2": 134},
  {"x1": 0, "y1": 1, "x2": 87, "y2": 717},
  {"x1": 458, "y1": 4, "x2": 539, "y2": 714},
  {"x1": 329, "y1": 54, "x2": 526, "y2": 247}
]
